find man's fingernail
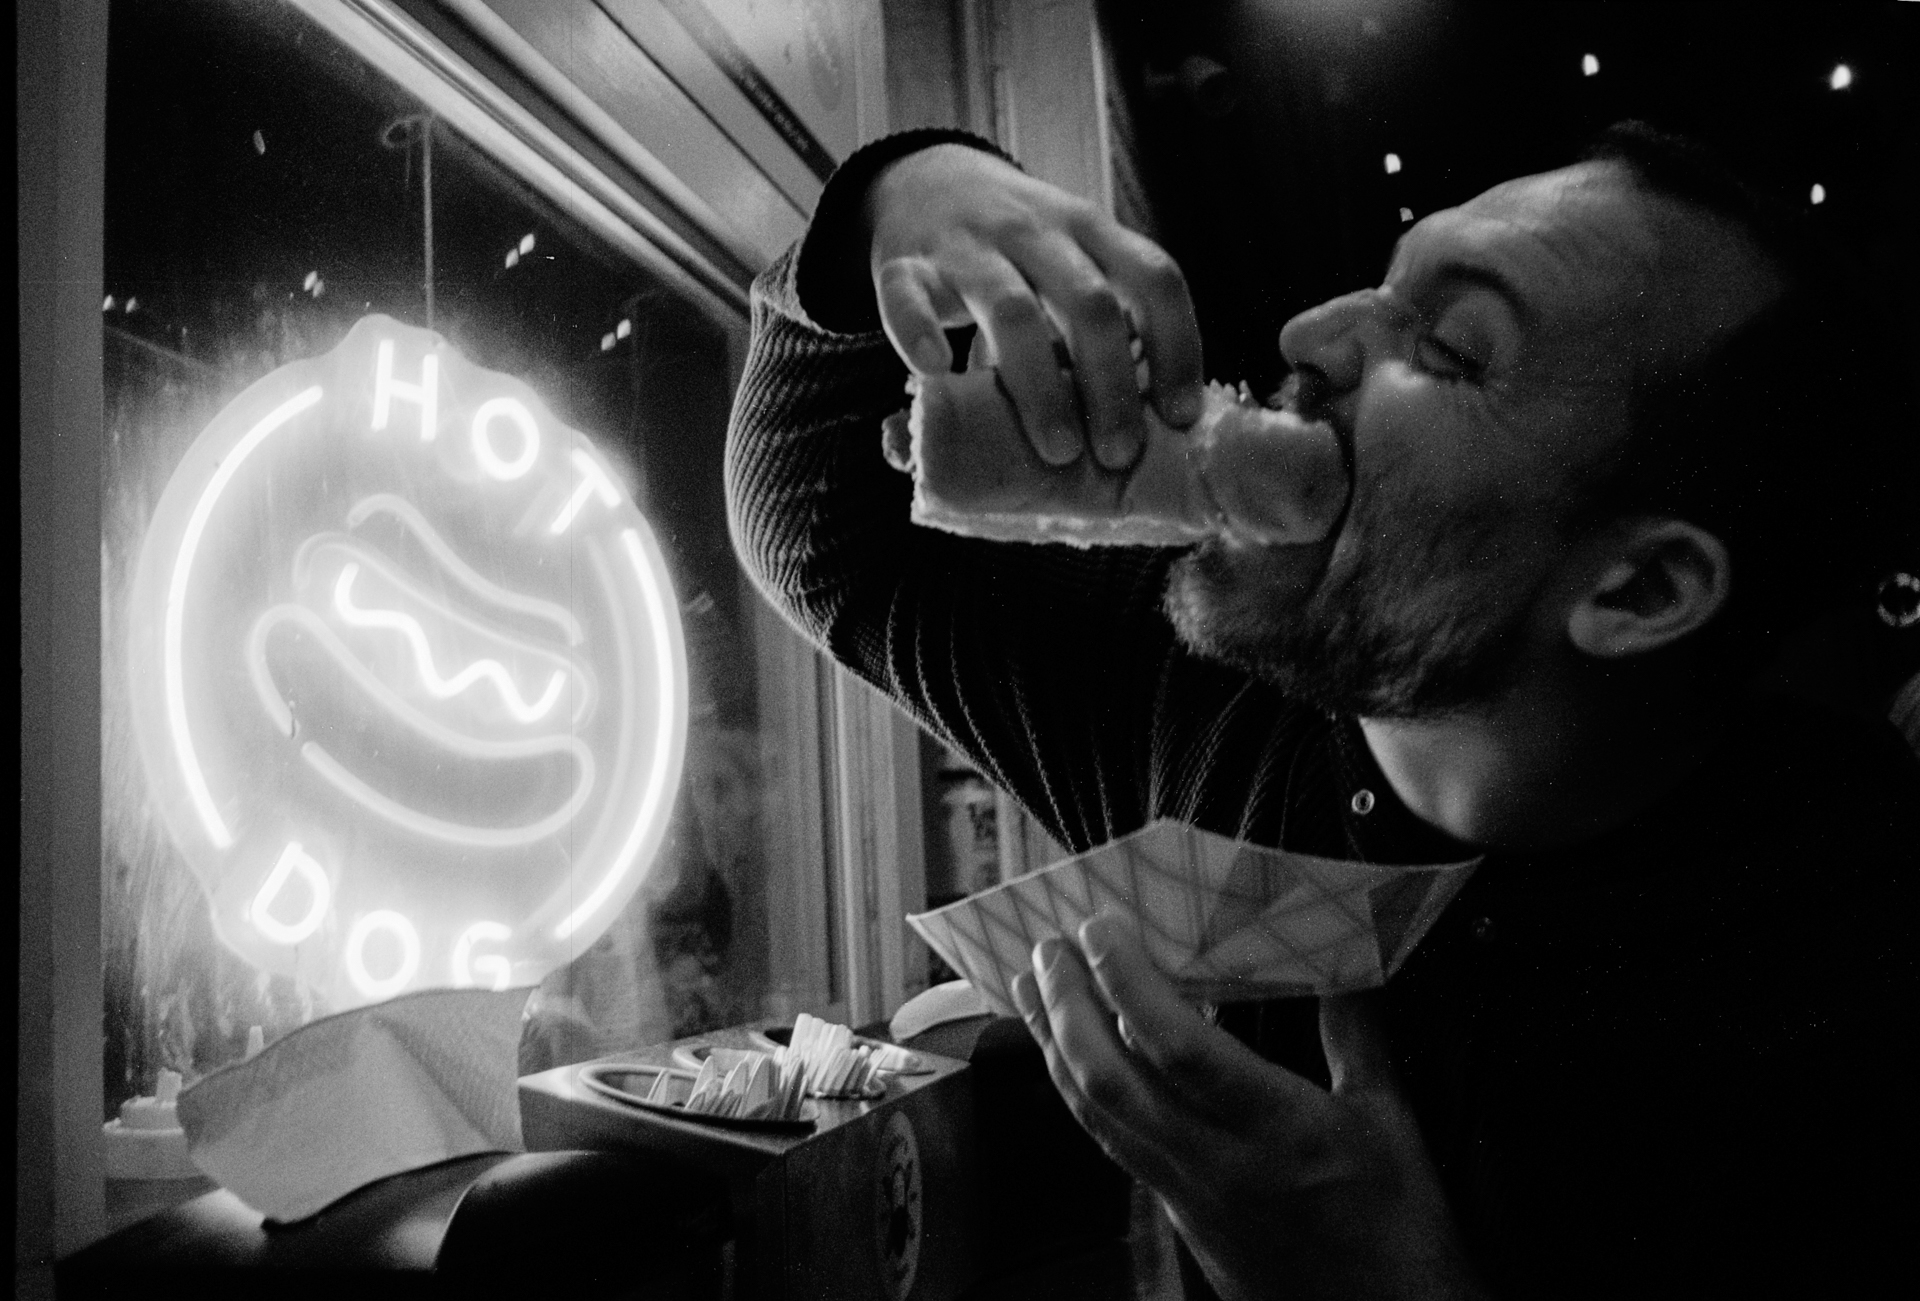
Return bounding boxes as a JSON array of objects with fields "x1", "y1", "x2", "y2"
[
  {"x1": 1010, "y1": 972, "x2": 1039, "y2": 1018},
  {"x1": 1034, "y1": 937, "x2": 1067, "y2": 974},
  {"x1": 1079, "y1": 916, "x2": 1114, "y2": 960},
  {"x1": 1097, "y1": 429, "x2": 1144, "y2": 471}
]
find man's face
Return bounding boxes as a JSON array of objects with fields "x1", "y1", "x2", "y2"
[{"x1": 1166, "y1": 161, "x2": 1765, "y2": 718}]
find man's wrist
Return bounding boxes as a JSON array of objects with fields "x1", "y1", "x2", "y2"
[{"x1": 795, "y1": 128, "x2": 1011, "y2": 334}]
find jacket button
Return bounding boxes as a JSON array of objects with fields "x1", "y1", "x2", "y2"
[{"x1": 1350, "y1": 788, "x2": 1375, "y2": 815}]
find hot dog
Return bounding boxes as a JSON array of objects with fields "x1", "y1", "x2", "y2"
[{"x1": 885, "y1": 373, "x2": 1348, "y2": 548}]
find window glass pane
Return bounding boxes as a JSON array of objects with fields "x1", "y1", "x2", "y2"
[{"x1": 102, "y1": 0, "x2": 807, "y2": 1122}]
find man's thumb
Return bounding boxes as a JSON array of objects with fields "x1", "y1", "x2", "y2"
[{"x1": 1320, "y1": 991, "x2": 1399, "y2": 1096}]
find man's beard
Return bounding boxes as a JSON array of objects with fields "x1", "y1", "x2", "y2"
[{"x1": 1164, "y1": 470, "x2": 1544, "y2": 720}]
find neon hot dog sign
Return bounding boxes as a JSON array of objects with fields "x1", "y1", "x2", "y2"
[{"x1": 129, "y1": 316, "x2": 688, "y2": 1010}]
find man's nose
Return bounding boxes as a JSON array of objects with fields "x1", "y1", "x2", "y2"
[{"x1": 1278, "y1": 290, "x2": 1379, "y2": 394}]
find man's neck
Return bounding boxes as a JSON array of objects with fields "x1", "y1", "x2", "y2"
[{"x1": 1358, "y1": 665, "x2": 1729, "y2": 852}]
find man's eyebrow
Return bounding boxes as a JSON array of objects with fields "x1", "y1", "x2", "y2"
[{"x1": 1418, "y1": 261, "x2": 1531, "y2": 321}]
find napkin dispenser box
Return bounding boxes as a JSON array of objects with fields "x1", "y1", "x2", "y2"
[{"x1": 519, "y1": 1021, "x2": 981, "y2": 1301}]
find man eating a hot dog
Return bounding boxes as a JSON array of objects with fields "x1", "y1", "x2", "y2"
[{"x1": 725, "y1": 123, "x2": 1917, "y2": 1299}]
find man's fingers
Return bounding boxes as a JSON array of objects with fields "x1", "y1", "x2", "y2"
[
  {"x1": 1012, "y1": 960, "x2": 1193, "y2": 1194},
  {"x1": 1078, "y1": 913, "x2": 1316, "y2": 1127},
  {"x1": 1030, "y1": 937, "x2": 1164, "y2": 1120},
  {"x1": 1011, "y1": 229, "x2": 1147, "y2": 471},
  {"x1": 874, "y1": 257, "x2": 955, "y2": 377},
  {"x1": 879, "y1": 249, "x2": 1082, "y2": 465},
  {"x1": 1076, "y1": 218, "x2": 1205, "y2": 428},
  {"x1": 957, "y1": 275, "x2": 1083, "y2": 466},
  {"x1": 875, "y1": 203, "x2": 1199, "y2": 465}
]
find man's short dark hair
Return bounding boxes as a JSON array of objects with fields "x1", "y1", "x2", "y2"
[{"x1": 1566, "y1": 121, "x2": 1917, "y2": 668}]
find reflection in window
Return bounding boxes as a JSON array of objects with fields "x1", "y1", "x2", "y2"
[{"x1": 102, "y1": 0, "x2": 796, "y2": 1118}]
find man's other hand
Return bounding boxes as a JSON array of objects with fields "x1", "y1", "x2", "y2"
[
  {"x1": 863, "y1": 143, "x2": 1205, "y2": 472},
  {"x1": 1010, "y1": 914, "x2": 1489, "y2": 1301}
]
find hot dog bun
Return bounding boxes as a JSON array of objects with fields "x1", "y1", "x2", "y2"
[{"x1": 888, "y1": 373, "x2": 1348, "y2": 549}]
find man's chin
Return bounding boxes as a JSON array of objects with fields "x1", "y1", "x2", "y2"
[
  {"x1": 1163, "y1": 534, "x2": 1527, "y2": 720},
  {"x1": 1164, "y1": 538, "x2": 1330, "y2": 670}
]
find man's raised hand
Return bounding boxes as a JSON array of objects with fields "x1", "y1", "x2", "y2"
[
  {"x1": 1010, "y1": 914, "x2": 1489, "y2": 1301},
  {"x1": 862, "y1": 143, "x2": 1205, "y2": 471}
]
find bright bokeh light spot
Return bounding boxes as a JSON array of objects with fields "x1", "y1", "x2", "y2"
[
  {"x1": 127, "y1": 297, "x2": 139, "y2": 313},
  {"x1": 518, "y1": 233, "x2": 536, "y2": 255},
  {"x1": 304, "y1": 271, "x2": 318, "y2": 292},
  {"x1": 1829, "y1": 64, "x2": 1853, "y2": 90},
  {"x1": 103, "y1": 295, "x2": 116, "y2": 311},
  {"x1": 1383, "y1": 153, "x2": 1402, "y2": 175},
  {"x1": 615, "y1": 318, "x2": 632, "y2": 340},
  {"x1": 504, "y1": 248, "x2": 520, "y2": 269},
  {"x1": 1398, "y1": 206, "x2": 1414, "y2": 223},
  {"x1": 1581, "y1": 53, "x2": 1600, "y2": 77},
  {"x1": 600, "y1": 333, "x2": 615, "y2": 352},
  {"x1": 1810, "y1": 183, "x2": 1827, "y2": 205}
]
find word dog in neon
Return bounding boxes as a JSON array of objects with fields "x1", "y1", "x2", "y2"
[{"x1": 128, "y1": 316, "x2": 688, "y2": 1010}]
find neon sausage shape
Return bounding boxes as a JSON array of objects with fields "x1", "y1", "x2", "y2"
[
  {"x1": 346, "y1": 493, "x2": 584, "y2": 645},
  {"x1": 244, "y1": 604, "x2": 596, "y2": 849},
  {"x1": 292, "y1": 534, "x2": 595, "y2": 727}
]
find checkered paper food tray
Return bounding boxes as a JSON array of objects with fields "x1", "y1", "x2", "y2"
[{"x1": 907, "y1": 819, "x2": 1480, "y2": 1016}]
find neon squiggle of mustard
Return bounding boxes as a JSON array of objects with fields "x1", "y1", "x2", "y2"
[
  {"x1": 346, "y1": 494, "x2": 583, "y2": 645},
  {"x1": 333, "y1": 563, "x2": 565, "y2": 723},
  {"x1": 555, "y1": 527, "x2": 681, "y2": 940},
  {"x1": 294, "y1": 535, "x2": 594, "y2": 726},
  {"x1": 167, "y1": 385, "x2": 324, "y2": 850},
  {"x1": 246, "y1": 605, "x2": 590, "y2": 761}
]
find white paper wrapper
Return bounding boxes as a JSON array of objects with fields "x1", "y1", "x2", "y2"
[
  {"x1": 907, "y1": 819, "x2": 1479, "y2": 1016},
  {"x1": 176, "y1": 987, "x2": 529, "y2": 1222}
]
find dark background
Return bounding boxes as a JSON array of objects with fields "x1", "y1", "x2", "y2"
[{"x1": 1098, "y1": 0, "x2": 1918, "y2": 396}]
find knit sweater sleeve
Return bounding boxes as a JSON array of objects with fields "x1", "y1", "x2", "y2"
[{"x1": 724, "y1": 133, "x2": 1273, "y2": 852}]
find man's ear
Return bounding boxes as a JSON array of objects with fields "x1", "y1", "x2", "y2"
[{"x1": 1566, "y1": 520, "x2": 1731, "y2": 658}]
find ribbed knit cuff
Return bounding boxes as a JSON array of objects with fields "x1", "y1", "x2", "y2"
[{"x1": 795, "y1": 127, "x2": 1015, "y2": 335}]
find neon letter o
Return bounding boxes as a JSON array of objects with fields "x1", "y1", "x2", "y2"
[
  {"x1": 470, "y1": 397, "x2": 540, "y2": 480},
  {"x1": 345, "y1": 910, "x2": 422, "y2": 999}
]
